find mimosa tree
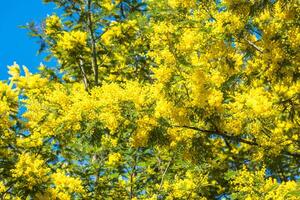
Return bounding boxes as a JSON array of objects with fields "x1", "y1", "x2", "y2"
[{"x1": 0, "y1": 0, "x2": 299, "y2": 199}]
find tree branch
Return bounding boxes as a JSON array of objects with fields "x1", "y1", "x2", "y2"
[
  {"x1": 244, "y1": 38, "x2": 263, "y2": 53},
  {"x1": 130, "y1": 150, "x2": 139, "y2": 199},
  {"x1": 79, "y1": 58, "x2": 89, "y2": 91},
  {"x1": 159, "y1": 158, "x2": 172, "y2": 191},
  {"x1": 177, "y1": 125, "x2": 258, "y2": 146},
  {"x1": 175, "y1": 125, "x2": 300, "y2": 158},
  {"x1": 87, "y1": 0, "x2": 99, "y2": 86}
]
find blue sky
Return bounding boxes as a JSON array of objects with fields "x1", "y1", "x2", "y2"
[{"x1": 0, "y1": 1, "x2": 58, "y2": 80}]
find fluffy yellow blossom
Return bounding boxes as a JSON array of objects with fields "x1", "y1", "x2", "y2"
[
  {"x1": 11, "y1": 153, "x2": 50, "y2": 189},
  {"x1": 2, "y1": 0, "x2": 300, "y2": 199},
  {"x1": 131, "y1": 116, "x2": 157, "y2": 147},
  {"x1": 168, "y1": 0, "x2": 196, "y2": 9},
  {"x1": 23, "y1": 67, "x2": 48, "y2": 90},
  {"x1": 167, "y1": 127, "x2": 196, "y2": 147},
  {"x1": 230, "y1": 166, "x2": 300, "y2": 199},
  {"x1": 0, "y1": 80, "x2": 18, "y2": 131},
  {"x1": 51, "y1": 170, "x2": 85, "y2": 194},
  {"x1": 155, "y1": 99, "x2": 173, "y2": 118},
  {"x1": 8, "y1": 62, "x2": 20, "y2": 81},
  {"x1": 162, "y1": 170, "x2": 208, "y2": 199},
  {"x1": 106, "y1": 152, "x2": 122, "y2": 167},
  {"x1": 152, "y1": 66, "x2": 173, "y2": 84},
  {"x1": 57, "y1": 31, "x2": 87, "y2": 52},
  {"x1": 102, "y1": 0, "x2": 121, "y2": 11},
  {"x1": 208, "y1": 89, "x2": 223, "y2": 109},
  {"x1": 101, "y1": 24, "x2": 122, "y2": 45},
  {"x1": 189, "y1": 68, "x2": 208, "y2": 107},
  {"x1": 0, "y1": 181, "x2": 6, "y2": 193},
  {"x1": 177, "y1": 29, "x2": 202, "y2": 53},
  {"x1": 45, "y1": 15, "x2": 62, "y2": 35},
  {"x1": 245, "y1": 88, "x2": 273, "y2": 117}
]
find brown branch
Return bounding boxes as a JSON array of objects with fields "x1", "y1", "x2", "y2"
[
  {"x1": 79, "y1": 58, "x2": 89, "y2": 91},
  {"x1": 1, "y1": 181, "x2": 16, "y2": 199},
  {"x1": 87, "y1": 0, "x2": 99, "y2": 86},
  {"x1": 177, "y1": 125, "x2": 258, "y2": 146},
  {"x1": 159, "y1": 158, "x2": 172, "y2": 191},
  {"x1": 244, "y1": 38, "x2": 263, "y2": 53},
  {"x1": 130, "y1": 149, "x2": 139, "y2": 199},
  {"x1": 175, "y1": 125, "x2": 300, "y2": 158}
]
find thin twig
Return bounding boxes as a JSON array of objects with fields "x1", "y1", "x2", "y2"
[
  {"x1": 159, "y1": 158, "x2": 172, "y2": 191},
  {"x1": 175, "y1": 125, "x2": 300, "y2": 158},
  {"x1": 244, "y1": 38, "x2": 263, "y2": 53},
  {"x1": 79, "y1": 59, "x2": 89, "y2": 91}
]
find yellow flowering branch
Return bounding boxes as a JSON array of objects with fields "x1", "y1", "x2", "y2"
[{"x1": 176, "y1": 125, "x2": 300, "y2": 158}]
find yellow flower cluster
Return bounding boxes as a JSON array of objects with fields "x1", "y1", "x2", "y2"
[
  {"x1": 0, "y1": 81, "x2": 18, "y2": 131},
  {"x1": 2, "y1": 1, "x2": 299, "y2": 198},
  {"x1": 213, "y1": 11, "x2": 244, "y2": 35},
  {"x1": 101, "y1": 20, "x2": 138, "y2": 45},
  {"x1": 48, "y1": 170, "x2": 85, "y2": 199},
  {"x1": 101, "y1": 23, "x2": 122, "y2": 45},
  {"x1": 162, "y1": 170, "x2": 208, "y2": 199},
  {"x1": 167, "y1": 127, "x2": 196, "y2": 148},
  {"x1": 11, "y1": 153, "x2": 50, "y2": 189},
  {"x1": 244, "y1": 88, "x2": 273, "y2": 117},
  {"x1": 131, "y1": 116, "x2": 157, "y2": 147},
  {"x1": 45, "y1": 15, "x2": 62, "y2": 35},
  {"x1": 207, "y1": 89, "x2": 223, "y2": 110},
  {"x1": 167, "y1": 0, "x2": 196, "y2": 9},
  {"x1": 189, "y1": 68, "x2": 209, "y2": 107},
  {"x1": 176, "y1": 29, "x2": 203, "y2": 53},
  {"x1": 102, "y1": 0, "x2": 121, "y2": 11},
  {"x1": 152, "y1": 65, "x2": 173, "y2": 84},
  {"x1": 15, "y1": 70, "x2": 155, "y2": 150},
  {"x1": 0, "y1": 181, "x2": 6, "y2": 193},
  {"x1": 57, "y1": 31, "x2": 87, "y2": 52},
  {"x1": 34, "y1": 170, "x2": 85, "y2": 200},
  {"x1": 106, "y1": 152, "x2": 122, "y2": 167},
  {"x1": 231, "y1": 166, "x2": 300, "y2": 200},
  {"x1": 8, "y1": 63, "x2": 48, "y2": 92}
]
